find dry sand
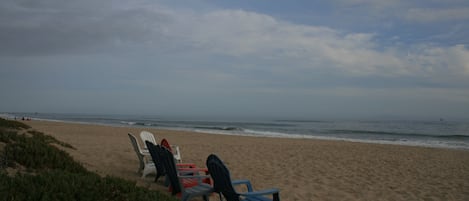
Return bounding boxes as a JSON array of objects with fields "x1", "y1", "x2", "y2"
[{"x1": 25, "y1": 120, "x2": 469, "y2": 201}]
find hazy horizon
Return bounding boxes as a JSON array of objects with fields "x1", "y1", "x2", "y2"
[{"x1": 2, "y1": 111, "x2": 466, "y2": 122}]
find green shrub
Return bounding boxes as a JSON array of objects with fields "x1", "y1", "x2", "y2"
[
  {"x1": 0, "y1": 118, "x2": 31, "y2": 129},
  {"x1": 0, "y1": 118, "x2": 178, "y2": 201},
  {"x1": 0, "y1": 129, "x2": 19, "y2": 143},
  {"x1": 0, "y1": 170, "x2": 175, "y2": 201},
  {"x1": 27, "y1": 130, "x2": 75, "y2": 149},
  {"x1": 4, "y1": 132, "x2": 86, "y2": 173}
]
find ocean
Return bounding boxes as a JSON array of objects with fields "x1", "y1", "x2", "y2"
[{"x1": 2, "y1": 112, "x2": 469, "y2": 150}]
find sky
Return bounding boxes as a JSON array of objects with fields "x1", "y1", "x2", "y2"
[{"x1": 0, "y1": 0, "x2": 468, "y2": 120}]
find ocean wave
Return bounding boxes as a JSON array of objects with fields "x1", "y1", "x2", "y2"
[
  {"x1": 329, "y1": 129, "x2": 469, "y2": 139},
  {"x1": 120, "y1": 121, "x2": 136, "y2": 125},
  {"x1": 194, "y1": 126, "x2": 243, "y2": 131},
  {"x1": 191, "y1": 128, "x2": 469, "y2": 150},
  {"x1": 119, "y1": 121, "x2": 153, "y2": 126},
  {"x1": 275, "y1": 119, "x2": 329, "y2": 123},
  {"x1": 434, "y1": 135, "x2": 469, "y2": 140}
]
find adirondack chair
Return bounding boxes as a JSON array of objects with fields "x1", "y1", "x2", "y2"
[
  {"x1": 158, "y1": 146, "x2": 213, "y2": 201},
  {"x1": 206, "y1": 154, "x2": 280, "y2": 201},
  {"x1": 145, "y1": 141, "x2": 166, "y2": 182},
  {"x1": 127, "y1": 133, "x2": 155, "y2": 178},
  {"x1": 145, "y1": 141, "x2": 198, "y2": 183},
  {"x1": 161, "y1": 138, "x2": 183, "y2": 163},
  {"x1": 140, "y1": 130, "x2": 157, "y2": 149}
]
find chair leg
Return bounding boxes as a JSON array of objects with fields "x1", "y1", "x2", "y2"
[
  {"x1": 141, "y1": 164, "x2": 156, "y2": 179},
  {"x1": 181, "y1": 193, "x2": 210, "y2": 201},
  {"x1": 218, "y1": 193, "x2": 224, "y2": 201},
  {"x1": 141, "y1": 168, "x2": 148, "y2": 178},
  {"x1": 273, "y1": 192, "x2": 280, "y2": 201},
  {"x1": 181, "y1": 193, "x2": 190, "y2": 201},
  {"x1": 142, "y1": 166, "x2": 151, "y2": 178}
]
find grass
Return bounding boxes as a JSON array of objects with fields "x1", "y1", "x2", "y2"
[
  {"x1": 0, "y1": 118, "x2": 178, "y2": 201},
  {"x1": 0, "y1": 118, "x2": 31, "y2": 130}
]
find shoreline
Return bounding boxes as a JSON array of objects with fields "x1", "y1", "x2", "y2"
[
  {"x1": 23, "y1": 120, "x2": 469, "y2": 201},
  {"x1": 6, "y1": 114, "x2": 467, "y2": 150}
]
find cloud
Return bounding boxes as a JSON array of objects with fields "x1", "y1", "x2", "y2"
[
  {"x1": 405, "y1": 7, "x2": 469, "y2": 23},
  {"x1": 413, "y1": 44, "x2": 469, "y2": 75},
  {"x1": 0, "y1": 0, "x2": 174, "y2": 56},
  {"x1": 331, "y1": 0, "x2": 405, "y2": 8},
  {"x1": 169, "y1": 9, "x2": 469, "y2": 81},
  {"x1": 169, "y1": 9, "x2": 394, "y2": 75}
]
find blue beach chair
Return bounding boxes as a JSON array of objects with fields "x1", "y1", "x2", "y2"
[{"x1": 206, "y1": 154, "x2": 280, "y2": 201}]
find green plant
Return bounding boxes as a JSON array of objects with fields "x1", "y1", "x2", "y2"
[
  {"x1": 0, "y1": 118, "x2": 31, "y2": 129},
  {"x1": 0, "y1": 170, "x2": 176, "y2": 201},
  {"x1": 0, "y1": 118, "x2": 178, "y2": 201},
  {"x1": 4, "y1": 132, "x2": 86, "y2": 173},
  {"x1": 27, "y1": 130, "x2": 75, "y2": 149}
]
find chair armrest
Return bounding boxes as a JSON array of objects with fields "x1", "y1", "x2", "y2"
[
  {"x1": 178, "y1": 175, "x2": 211, "y2": 179},
  {"x1": 178, "y1": 168, "x2": 207, "y2": 171},
  {"x1": 178, "y1": 174, "x2": 211, "y2": 184},
  {"x1": 178, "y1": 168, "x2": 209, "y2": 177},
  {"x1": 140, "y1": 149, "x2": 150, "y2": 155},
  {"x1": 231, "y1": 179, "x2": 253, "y2": 192},
  {"x1": 178, "y1": 168, "x2": 208, "y2": 174},
  {"x1": 171, "y1": 145, "x2": 180, "y2": 152},
  {"x1": 240, "y1": 188, "x2": 280, "y2": 201},
  {"x1": 176, "y1": 163, "x2": 196, "y2": 168}
]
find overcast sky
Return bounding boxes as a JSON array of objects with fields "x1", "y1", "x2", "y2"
[{"x1": 1, "y1": 0, "x2": 468, "y2": 120}]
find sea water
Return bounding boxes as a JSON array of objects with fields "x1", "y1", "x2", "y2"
[{"x1": 2, "y1": 112, "x2": 469, "y2": 150}]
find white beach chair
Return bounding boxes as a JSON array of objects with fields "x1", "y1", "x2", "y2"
[
  {"x1": 140, "y1": 130, "x2": 157, "y2": 150},
  {"x1": 127, "y1": 133, "x2": 155, "y2": 178},
  {"x1": 172, "y1": 145, "x2": 182, "y2": 163}
]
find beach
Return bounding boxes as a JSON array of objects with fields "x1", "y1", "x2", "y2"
[{"x1": 25, "y1": 120, "x2": 469, "y2": 201}]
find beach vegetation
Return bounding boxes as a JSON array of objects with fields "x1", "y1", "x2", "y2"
[
  {"x1": 0, "y1": 118, "x2": 31, "y2": 129},
  {"x1": 0, "y1": 118, "x2": 178, "y2": 201},
  {"x1": 0, "y1": 171, "x2": 172, "y2": 201}
]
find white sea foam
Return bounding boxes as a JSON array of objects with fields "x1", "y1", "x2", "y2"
[{"x1": 191, "y1": 128, "x2": 469, "y2": 150}]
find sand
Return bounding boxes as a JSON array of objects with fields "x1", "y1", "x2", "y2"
[{"x1": 24, "y1": 120, "x2": 469, "y2": 201}]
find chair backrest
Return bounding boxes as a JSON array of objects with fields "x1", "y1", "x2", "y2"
[
  {"x1": 160, "y1": 138, "x2": 173, "y2": 152},
  {"x1": 145, "y1": 141, "x2": 165, "y2": 182},
  {"x1": 128, "y1": 133, "x2": 145, "y2": 170},
  {"x1": 161, "y1": 138, "x2": 182, "y2": 163},
  {"x1": 140, "y1": 131, "x2": 157, "y2": 149},
  {"x1": 158, "y1": 146, "x2": 182, "y2": 195},
  {"x1": 206, "y1": 154, "x2": 240, "y2": 201}
]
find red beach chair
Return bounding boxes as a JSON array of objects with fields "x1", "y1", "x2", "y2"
[{"x1": 161, "y1": 138, "x2": 183, "y2": 163}]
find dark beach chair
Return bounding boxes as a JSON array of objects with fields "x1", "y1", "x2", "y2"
[
  {"x1": 145, "y1": 141, "x2": 166, "y2": 182},
  {"x1": 145, "y1": 141, "x2": 197, "y2": 183},
  {"x1": 158, "y1": 146, "x2": 213, "y2": 201},
  {"x1": 206, "y1": 154, "x2": 280, "y2": 201}
]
